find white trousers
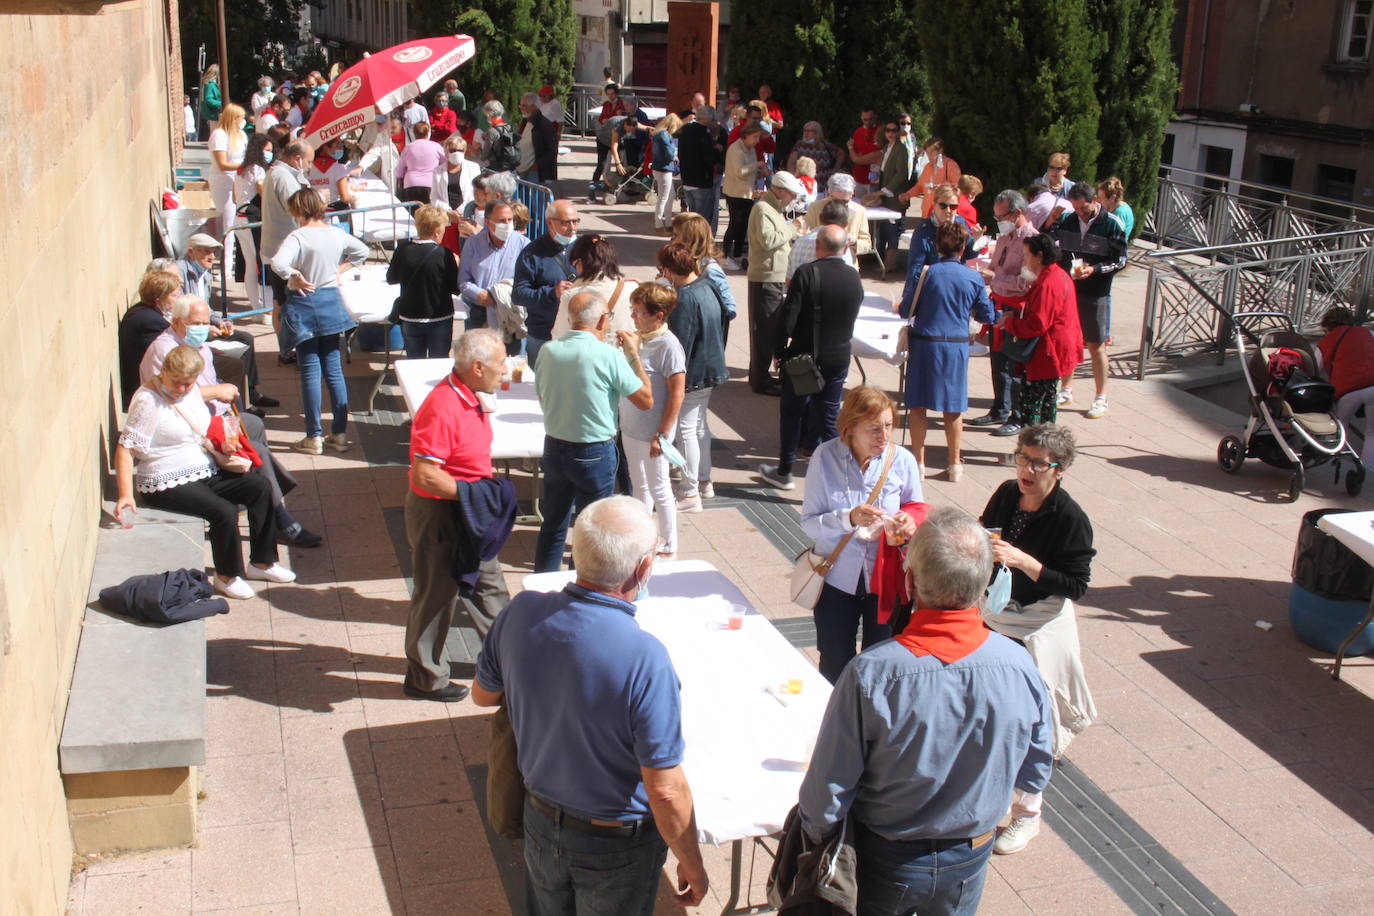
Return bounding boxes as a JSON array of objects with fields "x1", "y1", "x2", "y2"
[
  {"x1": 653, "y1": 169, "x2": 675, "y2": 228},
  {"x1": 1336, "y1": 385, "x2": 1374, "y2": 470},
  {"x1": 675, "y1": 388, "x2": 713, "y2": 496},
  {"x1": 211, "y1": 178, "x2": 237, "y2": 269},
  {"x1": 622, "y1": 435, "x2": 677, "y2": 553},
  {"x1": 233, "y1": 217, "x2": 263, "y2": 311}
]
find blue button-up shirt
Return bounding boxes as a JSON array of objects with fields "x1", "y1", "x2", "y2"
[
  {"x1": 800, "y1": 439, "x2": 923, "y2": 596},
  {"x1": 457, "y1": 228, "x2": 530, "y2": 307},
  {"x1": 799, "y1": 633, "x2": 1053, "y2": 843}
]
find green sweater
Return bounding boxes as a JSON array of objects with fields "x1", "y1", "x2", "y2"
[
  {"x1": 747, "y1": 192, "x2": 797, "y2": 283},
  {"x1": 199, "y1": 79, "x2": 222, "y2": 123}
]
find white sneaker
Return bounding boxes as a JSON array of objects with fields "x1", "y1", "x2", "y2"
[
  {"x1": 324, "y1": 432, "x2": 352, "y2": 453},
  {"x1": 1086, "y1": 396, "x2": 1109, "y2": 419},
  {"x1": 699, "y1": 481, "x2": 715, "y2": 499},
  {"x1": 946, "y1": 463, "x2": 964, "y2": 482},
  {"x1": 1057, "y1": 387, "x2": 1074, "y2": 406},
  {"x1": 245, "y1": 563, "x2": 297, "y2": 584},
  {"x1": 758, "y1": 463, "x2": 796, "y2": 491},
  {"x1": 722, "y1": 256, "x2": 742, "y2": 271},
  {"x1": 293, "y1": 436, "x2": 324, "y2": 456},
  {"x1": 214, "y1": 576, "x2": 257, "y2": 600},
  {"x1": 994, "y1": 816, "x2": 1041, "y2": 855},
  {"x1": 676, "y1": 493, "x2": 704, "y2": 513}
]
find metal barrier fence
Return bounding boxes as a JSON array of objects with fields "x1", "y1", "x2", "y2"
[
  {"x1": 513, "y1": 176, "x2": 554, "y2": 228},
  {"x1": 1136, "y1": 228, "x2": 1374, "y2": 378},
  {"x1": 564, "y1": 83, "x2": 669, "y2": 135}
]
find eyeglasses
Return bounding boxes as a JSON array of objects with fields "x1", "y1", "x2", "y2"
[
  {"x1": 551, "y1": 217, "x2": 581, "y2": 227},
  {"x1": 884, "y1": 127, "x2": 898, "y2": 133},
  {"x1": 1048, "y1": 165, "x2": 1067, "y2": 172},
  {"x1": 936, "y1": 202, "x2": 958, "y2": 211},
  {"x1": 1013, "y1": 452, "x2": 1060, "y2": 473}
]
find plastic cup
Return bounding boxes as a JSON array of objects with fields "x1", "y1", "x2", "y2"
[
  {"x1": 727, "y1": 605, "x2": 746, "y2": 630},
  {"x1": 511, "y1": 358, "x2": 526, "y2": 383},
  {"x1": 986, "y1": 527, "x2": 1003, "y2": 540},
  {"x1": 786, "y1": 677, "x2": 804, "y2": 694}
]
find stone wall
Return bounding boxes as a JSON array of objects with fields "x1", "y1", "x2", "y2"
[{"x1": 0, "y1": 1, "x2": 178, "y2": 910}]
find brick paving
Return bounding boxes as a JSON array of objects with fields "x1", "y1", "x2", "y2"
[{"x1": 69, "y1": 140, "x2": 1374, "y2": 915}]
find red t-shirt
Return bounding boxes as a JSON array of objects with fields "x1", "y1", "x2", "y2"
[
  {"x1": 429, "y1": 108, "x2": 459, "y2": 142},
  {"x1": 409, "y1": 374, "x2": 494, "y2": 497},
  {"x1": 850, "y1": 126, "x2": 879, "y2": 183},
  {"x1": 727, "y1": 124, "x2": 776, "y2": 163},
  {"x1": 1318, "y1": 326, "x2": 1374, "y2": 400},
  {"x1": 956, "y1": 194, "x2": 978, "y2": 226}
]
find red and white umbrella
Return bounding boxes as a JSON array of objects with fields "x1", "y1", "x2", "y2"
[{"x1": 303, "y1": 35, "x2": 476, "y2": 147}]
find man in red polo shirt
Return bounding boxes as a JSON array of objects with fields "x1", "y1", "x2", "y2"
[
  {"x1": 403, "y1": 328, "x2": 512, "y2": 702},
  {"x1": 847, "y1": 107, "x2": 882, "y2": 194}
]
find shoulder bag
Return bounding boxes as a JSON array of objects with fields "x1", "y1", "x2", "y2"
[
  {"x1": 895, "y1": 265, "x2": 930, "y2": 356},
  {"x1": 790, "y1": 445, "x2": 897, "y2": 608},
  {"x1": 172, "y1": 400, "x2": 253, "y2": 474},
  {"x1": 782, "y1": 284, "x2": 825, "y2": 396}
]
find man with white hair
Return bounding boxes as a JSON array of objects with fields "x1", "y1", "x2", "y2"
[
  {"x1": 177, "y1": 232, "x2": 274, "y2": 410},
  {"x1": 140, "y1": 295, "x2": 320, "y2": 547},
  {"x1": 514, "y1": 199, "x2": 582, "y2": 367},
  {"x1": 746, "y1": 170, "x2": 806, "y2": 394},
  {"x1": 799, "y1": 506, "x2": 1053, "y2": 914},
  {"x1": 805, "y1": 172, "x2": 872, "y2": 257},
  {"x1": 473, "y1": 496, "x2": 709, "y2": 913},
  {"x1": 532, "y1": 290, "x2": 652, "y2": 572},
  {"x1": 402, "y1": 328, "x2": 514, "y2": 702}
]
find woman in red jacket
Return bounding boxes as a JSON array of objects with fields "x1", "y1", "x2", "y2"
[{"x1": 999, "y1": 233, "x2": 1082, "y2": 425}]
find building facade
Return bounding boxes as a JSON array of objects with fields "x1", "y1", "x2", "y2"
[{"x1": 1170, "y1": 0, "x2": 1374, "y2": 208}]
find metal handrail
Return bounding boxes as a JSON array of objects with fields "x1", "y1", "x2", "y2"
[
  {"x1": 1143, "y1": 226, "x2": 1374, "y2": 260},
  {"x1": 1156, "y1": 164, "x2": 1374, "y2": 223}
]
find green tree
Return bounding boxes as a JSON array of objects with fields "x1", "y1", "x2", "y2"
[
  {"x1": 1088, "y1": 0, "x2": 1177, "y2": 236},
  {"x1": 831, "y1": 0, "x2": 931, "y2": 140},
  {"x1": 915, "y1": 0, "x2": 1101, "y2": 223},
  {"x1": 411, "y1": 0, "x2": 577, "y2": 112},
  {"x1": 180, "y1": 0, "x2": 306, "y2": 105}
]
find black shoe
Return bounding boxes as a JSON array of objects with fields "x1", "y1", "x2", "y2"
[
  {"x1": 403, "y1": 681, "x2": 470, "y2": 703},
  {"x1": 968, "y1": 413, "x2": 1007, "y2": 428},
  {"x1": 244, "y1": 405, "x2": 266, "y2": 419},
  {"x1": 279, "y1": 526, "x2": 323, "y2": 548},
  {"x1": 252, "y1": 394, "x2": 281, "y2": 407},
  {"x1": 278, "y1": 350, "x2": 297, "y2": 366},
  {"x1": 991, "y1": 422, "x2": 1023, "y2": 438}
]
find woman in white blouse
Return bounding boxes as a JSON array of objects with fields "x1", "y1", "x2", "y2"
[
  {"x1": 208, "y1": 104, "x2": 248, "y2": 266},
  {"x1": 270, "y1": 189, "x2": 370, "y2": 456},
  {"x1": 114, "y1": 346, "x2": 295, "y2": 599},
  {"x1": 233, "y1": 133, "x2": 274, "y2": 312}
]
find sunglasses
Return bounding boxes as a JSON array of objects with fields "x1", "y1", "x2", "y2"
[
  {"x1": 936, "y1": 202, "x2": 958, "y2": 210},
  {"x1": 1048, "y1": 165, "x2": 1067, "y2": 171}
]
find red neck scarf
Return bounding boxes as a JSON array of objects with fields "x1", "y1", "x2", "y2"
[{"x1": 895, "y1": 606, "x2": 989, "y2": 663}]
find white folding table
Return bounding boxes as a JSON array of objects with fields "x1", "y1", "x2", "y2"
[
  {"x1": 1317, "y1": 511, "x2": 1374, "y2": 679},
  {"x1": 521, "y1": 559, "x2": 831, "y2": 916}
]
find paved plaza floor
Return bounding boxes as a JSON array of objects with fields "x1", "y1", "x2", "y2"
[{"x1": 68, "y1": 141, "x2": 1374, "y2": 914}]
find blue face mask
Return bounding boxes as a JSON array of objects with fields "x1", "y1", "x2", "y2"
[
  {"x1": 553, "y1": 231, "x2": 576, "y2": 247},
  {"x1": 183, "y1": 324, "x2": 211, "y2": 347},
  {"x1": 331, "y1": 148, "x2": 345, "y2": 161},
  {"x1": 263, "y1": 151, "x2": 274, "y2": 164}
]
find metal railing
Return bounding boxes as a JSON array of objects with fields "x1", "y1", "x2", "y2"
[
  {"x1": 563, "y1": 83, "x2": 675, "y2": 135},
  {"x1": 1136, "y1": 228, "x2": 1374, "y2": 378},
  {"x1": 513, "y1": 176, "x2": 554, "y2": 228}
]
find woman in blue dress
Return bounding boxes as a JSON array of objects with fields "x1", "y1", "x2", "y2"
[{"x1": 899, "y1": 220, "x2": 994, "y2": 481}]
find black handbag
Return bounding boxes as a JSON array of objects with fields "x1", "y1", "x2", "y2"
[
  {"x1": 1002, "y1": 333, "x2": 1041, "y2": 363},
  {"x1": 782, "y1": 285, "x2": 825, "y2": 396}
]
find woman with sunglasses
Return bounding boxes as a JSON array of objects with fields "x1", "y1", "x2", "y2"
[{"x1": 978, "y1": 423, "x2": 1096, "y2": 858}]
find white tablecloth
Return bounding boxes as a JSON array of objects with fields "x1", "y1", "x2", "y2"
[
  {"x1": 348, "y1": 179, "x2": 416, "y2": 242},
  {"x1": 866, "y1": 206, "x2": 904, "y2": 221},
  {"x1": 522, "y1": 560, "x2": 833, "y2": 846},
  {"x1": 851, "y1": 292, "x2": 907, "y2": 365},
  {"x1": 394, "y1": 357, "x2": 545, "y2": 460},
  {"x1": 1319, "y1": 511, "x2": 1374, "y2": 566},
  {"x1": 339, "y1": 263, "x2": 466, "y2": 326}
]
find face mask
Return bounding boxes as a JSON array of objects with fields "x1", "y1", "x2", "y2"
[
  {"x1": 475, "y1": 390, "x2": 498, "y2": 413},
  {"x1": 331, "y1": 149, "x2": 345, "y2": 161},
  {"x1": 263, "y1": 151, "x2": 274, "y2": 164},
  {"x1": 183, "y1": 324, "x2": 211, "y2": 347},
  {"x1": 160, "y1": 384, "x2": 182, "y2": 401},
  {"x1": 437, "y1": 99, "x2": 448, "y2": 109},
  {"x1": 553, "y1": 231, "x2": 576, "y2": 247},
  {"x1": 1020, "y1": 266, "x2": 1038, "y2": 283},
  {"x1": 491, "y1": 222, "x2": 513, "y2": 241},
  {"x1": 447, "y1": 152, "x2": 465, "y2": 165},
  {"x1": 376, "y1": 113, "x2": 388, "y2": 125},
  {"x1": 997, "y1": 219, "x2": 1015, "y2": 235}
]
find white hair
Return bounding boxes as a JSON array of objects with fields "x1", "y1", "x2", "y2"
[
  {"x1": 170, "y1": 294, "x2": 207, "y2": 321},
  {"x1": 906, "y1": 507, "x2": 994, "y2": 609},
  {"x1": 146, "y1": 257, "x2": 178, "y2": 274},
  {"x1": 520, "y1": 92, "x2": 540, "y2": 107},
  {"x1": 568, "y1": 291, "x2": 607, "y2": 329},
  {"x1": 571, "y1": 497, "x2": 658, "y2": 589},
  {"x1": 482, "y1": 99, "x2": 505, "y2": 119},
  {"x1": 452, "y1": 328, "x2": 504, "y2": 369},
  {"x1": 484, "y1": 171, "x2": 517, "y2": 201},
  {"x1": 695, "y1": 105, "x2": 715, "y2": 122},
  {"x1": 827, "y1": 173, "x2": 856, "y2": 194}
]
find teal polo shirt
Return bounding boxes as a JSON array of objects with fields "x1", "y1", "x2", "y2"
[{"x1": 535, "y1": 330, "x2": 643, "y2": 443}]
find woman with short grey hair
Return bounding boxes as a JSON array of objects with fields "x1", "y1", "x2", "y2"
[{"x1": 786, "y1": 121, "x2": 846, "y2": 187}]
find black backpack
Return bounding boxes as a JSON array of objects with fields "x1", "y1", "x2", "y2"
[{"x1": 487, "y1": 122, "x2": 520, "y2": 171}]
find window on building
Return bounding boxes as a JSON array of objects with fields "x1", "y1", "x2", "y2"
[
  {"x1": 1256, "y1": 154, "x2": 1295, "y2": 203},
  {"x1": 1317, "y1": 164, "x2": 1357, "y2": 201},
  {"x1": 1340, "y1": 0, "x2": 1374, "y2": 62}
]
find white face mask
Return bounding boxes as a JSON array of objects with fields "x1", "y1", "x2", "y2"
[
  {"x1": 997, "y1": 219, "x2": 1015, "y2": 236},
  {"x1": 475, "y1": 390, "x2": 498, "y2": 413},
  {"x1": 491, "y1": 222, "x2": 513, "y2": 241},
  {"x1": 447, "y1": 151, "x2": 465, "y2": 166},
  {"x1": 1020, "y1": 265, "x2": 1038, "y2": 283}
]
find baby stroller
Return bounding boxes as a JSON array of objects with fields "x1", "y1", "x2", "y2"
[
  {"x1": 1216, "y1": 311, "x2": 1364, "y2": 502},
  {"x1": 606, "y1": 145, "x2": 655, "y2": 204}
]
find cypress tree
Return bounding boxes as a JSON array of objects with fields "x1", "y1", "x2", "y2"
[
  {"x1": 411, "y1": 0, "x2": 577, "y2": 111},
  {"x1": 1087, "y1": 0, "x2": 1177, "y2": 236},
  {"x1": 831, "y1": 0, "x2": 931, "y2": 140},
  {"x1": 915, "y1": 0, "x2": 1101, "y2": 222}
]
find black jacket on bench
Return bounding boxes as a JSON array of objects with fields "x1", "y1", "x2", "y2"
[{"x1": 99, "y1": 568, "x2": 229, "y2": 625}]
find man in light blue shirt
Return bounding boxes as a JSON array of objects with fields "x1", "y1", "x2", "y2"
[
  {"x1": 457, "y1": 199, "x2": 530, "y2": 333},
  {"x1": 532, "y1": 291, "x2": 651, "y2": 572},
  {"x1": 799, "y1": 507, "x2": 1053, "y2": 915}
]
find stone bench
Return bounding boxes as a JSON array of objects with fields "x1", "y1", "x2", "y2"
[{"x1": 59, "y1": 507, "x2": 209, "y2": 855}]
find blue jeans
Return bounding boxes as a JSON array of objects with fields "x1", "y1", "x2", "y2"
[
  {"x1": 535, "y1": 437, "x2": 619, "y2": 572},
  {"x1": 876, "y1": 218, "x2": 904, "y2": 257},
  {"x1": 401, "y1": 320, "x2": 453, "y2": 359},
  {"x1": 856, "y1": 821, "x2": 993, "y2": 916},
  {"x1": 296, "y1": 333, "x2": 348, "y2": 438},
  {"x1": 522, "y1": 799, "x2": 667, "y2": 916},
  {"x1": 684, "y1": 187, "x2": 716, "y2": 233},
  {"x1": 814, "y1": 581, "x2": 888, "y2": 684},
  {"x1": 526, "y1": 336, "x2": 549, "y2": 371},
  {"x1": 778, "y1": 362, "x2": 847, "y2": 475}
]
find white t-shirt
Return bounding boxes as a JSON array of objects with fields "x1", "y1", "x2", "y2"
[
  {"x1": 270, "y1": 225, "x2": 370, "y2": 289},
  {"x1": 251, "y1": 89, "x2": 274, "y2": 117},
  {"x1": 258, "y1": 111, "x2": 280, "y2": 131},
  {"x1": 234, "y1": 164, "x2": 266, "y2": 206},
  {"x1": 517, "y1": 122, "x2": 536, "y2": 172},
  {"x1": 539, "y1": 98, "x2": 564, "y2": 126},
  {"x1": 208, "y1": 129, "x2": 247, "y2": 189},
  {"x1": 618, "y1": 330, "x2": 686, "y2": 441},
  {"x1": 183, "y1": 104, "x2": 195, "y2": 135},
  {"x1": 119, "y1": 387, "x2": 215, "y2": 494},
  {"x1": 307, "y1": 161, "x2": 352, "y2": 204}
]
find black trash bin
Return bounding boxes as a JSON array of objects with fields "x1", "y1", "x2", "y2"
[{"x1": 1289, "y1": 509, "x2": 1374, "y2": 654}]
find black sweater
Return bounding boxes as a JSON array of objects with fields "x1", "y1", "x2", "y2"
[
  {"x1": 777, "y1": 257, "x2": 865, "y2": 374},
  {"x1": 387, "y1": 240, "x2": 459, "y2": 322},
  {"x1": 980, "y1": 480, "x2": 1095, "y2": 607}
]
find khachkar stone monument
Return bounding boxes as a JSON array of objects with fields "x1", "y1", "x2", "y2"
[{"x1": 667, "y1": 1, "x2": 719, "y2": 113}]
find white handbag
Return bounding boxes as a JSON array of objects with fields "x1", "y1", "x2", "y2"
[{"x1": 789, "y1": 446, "x2": 896, "y2": 608}]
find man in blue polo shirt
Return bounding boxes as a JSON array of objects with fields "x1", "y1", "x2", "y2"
[
  {"x1": 473, "y1": 496, "x2": 708, "y2": 914},
  {"x1": 532, "y1": 290, "x2": 652, "y2": 572}
]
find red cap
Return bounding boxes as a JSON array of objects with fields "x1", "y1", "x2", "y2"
[{"x1": 539, "y1": 84, "x2": 554, "y2": 96}]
